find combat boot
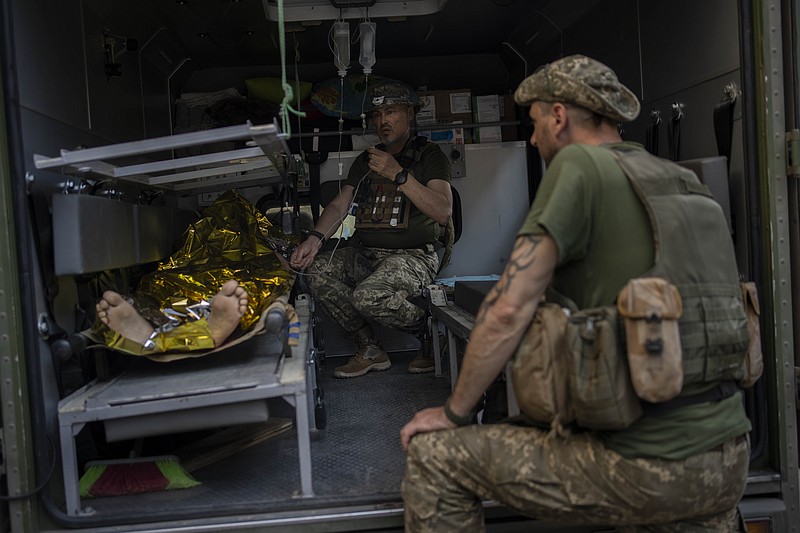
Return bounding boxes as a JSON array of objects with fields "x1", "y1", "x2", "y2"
[
  {"x1": 407, "y1": 327, "x2": 445, "y2": 373},
  {"x1": 407, "y1": 349, "x2": 435, "y2": 373},
  {"x1": 333, "y1": 345, "x2": 391, "y2": 378}
]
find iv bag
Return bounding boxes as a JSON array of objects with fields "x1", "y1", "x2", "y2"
[
  {"x1": 359, "y1": 22, "x2": 377, "y2": 74},
  {"x1": 333, "y1": 20, "x2": 350, "y2": 76}
]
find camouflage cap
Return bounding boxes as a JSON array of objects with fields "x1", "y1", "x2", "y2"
[
  {"x1": 513, "y1": 55, "x2": 640, "y2": 122},
  {"x1": 366, "y1": 80, "x2": 419, "y2": 111}
]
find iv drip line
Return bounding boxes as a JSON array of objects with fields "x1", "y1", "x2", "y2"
[
  {"x1": 357, "y1": 12, "x2": 376, "y2": 131},
  {"x1": 275, "y1": 0, "x2": 305, "y2": 139}
]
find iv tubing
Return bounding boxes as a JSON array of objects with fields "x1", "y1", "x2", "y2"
[{"x1": 277, "y1": 0, "x2": 305, "y2": 138}]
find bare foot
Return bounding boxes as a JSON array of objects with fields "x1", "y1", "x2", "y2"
[
  {"x1": 208, "y1": 280, "x2": 248, "y2": 346},
  {"x1": 96, "y1": 291, "x2": 155, "y2": 345}
]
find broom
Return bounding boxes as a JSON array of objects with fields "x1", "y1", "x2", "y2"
[{"x1": 79, "y1": 455, "x2": 200, "y2": 498}]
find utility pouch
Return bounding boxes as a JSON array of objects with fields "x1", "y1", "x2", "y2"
[
  {"x1": 738, "y1": 281, "x2": 763, "y2": 388},
  {"x1": 354, "y1": 179, "x2": 410, "y2": 230},
  {"x1": 617, "y1": 278, "x2": 684, "y2": 402},
  {"x1": 566, "y1": 306, "x2": 642, "y2": 430},
  {"x1": 510, "y1": 301, "x2": 573, "y2": 432}
]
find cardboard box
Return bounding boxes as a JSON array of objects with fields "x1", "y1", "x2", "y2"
[
  {"x1": 471, "y1": 94, "x2": 521, "y2": 143},
  {"x1": 417, "y1": 89, "x2": 473, "y2": 126},
  {"x1": 473, "y1": 94, "x2": 502, "y2": 143}
]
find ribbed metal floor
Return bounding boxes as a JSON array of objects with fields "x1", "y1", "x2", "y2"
[{"x1": 78, "y1": 349, "x2": 452, "y2": 519}]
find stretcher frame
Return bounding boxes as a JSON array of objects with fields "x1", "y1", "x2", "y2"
[{"x1": 57, "y1": 294, "x2": 315, "y2": 517}]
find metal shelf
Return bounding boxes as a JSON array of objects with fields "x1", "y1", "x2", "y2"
[{"x1": 33, "y1": 121, "x2": 296, "y2": 192}]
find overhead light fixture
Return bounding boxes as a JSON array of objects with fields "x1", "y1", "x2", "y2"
[{"x1": 262, "y1": 0, "x2": 448, "y2": 22}]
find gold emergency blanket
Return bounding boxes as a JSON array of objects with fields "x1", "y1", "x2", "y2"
[{"x1": 91, "y1": 190, "x2": 296, "y2": 361}]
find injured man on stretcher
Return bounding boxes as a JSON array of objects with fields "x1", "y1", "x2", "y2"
[{"x1": 89, "y1": 189, "x2": 297, "y2": 362}]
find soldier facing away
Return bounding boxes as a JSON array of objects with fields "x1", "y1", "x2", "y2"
[{"x1": 400, "y1": 55, "x2": 751, "y2": 531}]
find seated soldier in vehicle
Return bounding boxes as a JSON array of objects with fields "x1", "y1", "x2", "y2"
[
  {"x1": 92, "y1": 190, "x2": 296, "y2": 361},
  {"x1": 400, "y1": 55, "x2": 752, "y2": 531},
  {"x1": 290, "y1": 80, "x2": 453, "y2": 378}
]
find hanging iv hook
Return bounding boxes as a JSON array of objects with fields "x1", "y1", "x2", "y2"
[
  {"x1": 723, "y1": 82, "x2": 740, "y2": 104},
  {"x1": 671, "y1": 102, "x2": 684, "y2": 121},
  {"x1": 649, "y1": 109, "x2": 661, "y2": 124}
]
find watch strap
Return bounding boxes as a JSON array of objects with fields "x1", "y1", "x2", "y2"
[
  {"x1": 394, "y1": 167, "x2": 409, "y2": 186},
  {"x1": 443, "y1": 397, "x2": 472, "y2": 426},
  {"x1": 307, "y1": 230, "x2": 326, "y2": 244}
]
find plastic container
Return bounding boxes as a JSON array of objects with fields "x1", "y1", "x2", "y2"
[
  {"x1": 358, "y1": 22, "x2": 377, "y2": 74},
  {"x1": 333, "y1": 20, "x2": 350, "y2": 76}
]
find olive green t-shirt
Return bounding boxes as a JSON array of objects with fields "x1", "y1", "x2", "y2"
[
  {"x1": 518, "y1": 142, "x2": 751, "y2": 459},
  {"x1": 347, "y1": 140, "x2": 451, "y2": 248}
]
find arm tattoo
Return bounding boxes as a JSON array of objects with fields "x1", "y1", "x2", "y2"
[{"x1": 475, "y1": 235, "x2": 543, "y2": 326}]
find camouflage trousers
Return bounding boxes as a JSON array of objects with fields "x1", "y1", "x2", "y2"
[
  {"x1": 403, "y1": 424, "x2": 749, "y2": 532},
  {"x1": 307, "y1": 244, "x2": 439, "y2": 337}
]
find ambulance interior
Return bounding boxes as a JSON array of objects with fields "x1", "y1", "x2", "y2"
[{"x1": 2, "y1": 0, "x2": 775, "y2": 529}]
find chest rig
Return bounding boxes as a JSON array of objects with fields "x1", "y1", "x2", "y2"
[{"x1": 354, "y1": 137, "x2": 427, "y2": 230}]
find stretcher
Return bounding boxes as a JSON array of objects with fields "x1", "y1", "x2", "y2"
[{"x1": 36, "y1": 123, "x2": 320, "y2": 517}]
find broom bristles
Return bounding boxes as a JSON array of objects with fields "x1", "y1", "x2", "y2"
[{"x1": 79, "y1": 455, "x2": 200, "y2": 498}]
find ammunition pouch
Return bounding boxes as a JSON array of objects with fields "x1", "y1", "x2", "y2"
[
  {"x1": 510, "y1": 301, "x2": 572, "y2": 433},
  {"x1": 512, "y1": 300, "x2": 643, "y2": 433},
  {"x1": 511, "y1": 277, "x2": 752, "y2": 432},
  {"x1": 353, "y1": 179, "x2": 410, "y2": 230},
  {"x1": 617, "y1": 278, "x2": 684, "y2": 403},
  {"x1": 565, "y1": 305, "x2": 642, "y2": 430},
  {"x1": 739, "y1": 281, "x2": 763, "y2": 387}
]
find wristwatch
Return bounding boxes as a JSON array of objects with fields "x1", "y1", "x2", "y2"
[
  {"x1": 307, "y1": 230, "x2": 326, "y2": 245},
  {"x1": 393, "y1": 168, "x2": 408, "y2": 186}
]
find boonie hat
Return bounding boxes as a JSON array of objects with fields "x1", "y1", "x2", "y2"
[
  {"x1": 366, "y1": 80, "x2": 419, "y2": 111},
  {"x1": 514, "y1": 54, "x2": 640, "y2": 122}
]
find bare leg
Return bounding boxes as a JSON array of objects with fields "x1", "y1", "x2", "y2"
[
  {"x1": 96, "y1": 291, "x2": 155, "y2": 345},
  {"x1": 208, "y1": 280, "x2": 249, "y2": 346}
]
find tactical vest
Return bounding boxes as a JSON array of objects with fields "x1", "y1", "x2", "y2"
[
  {"x1": 354, "y1": 136, "x2": 426, "y2": 231},
  {"x1": 610, "y1": 146, "x2": 748, "y2": 386}
]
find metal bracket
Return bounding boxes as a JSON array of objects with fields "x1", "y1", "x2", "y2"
[
  {"x1": 37, "y1": 312, "x2": 62, "y2": 341},
  {"x1": 786, "y1": 130, "x2": 800, "y2": 178}
]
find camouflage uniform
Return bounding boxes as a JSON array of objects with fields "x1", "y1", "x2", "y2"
[
  {"x1": 307, "y1": 244, "x2": 439, "y2": 339},
  {"x1": 402, "y1": 55, "x2": 749, "y2": 530},
  {"x1": 403, "y1": 425, "x2": 749, "y2": 532},
  {"x1": 307, "y1": 80, "x2": 448, "y2": 369}
]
